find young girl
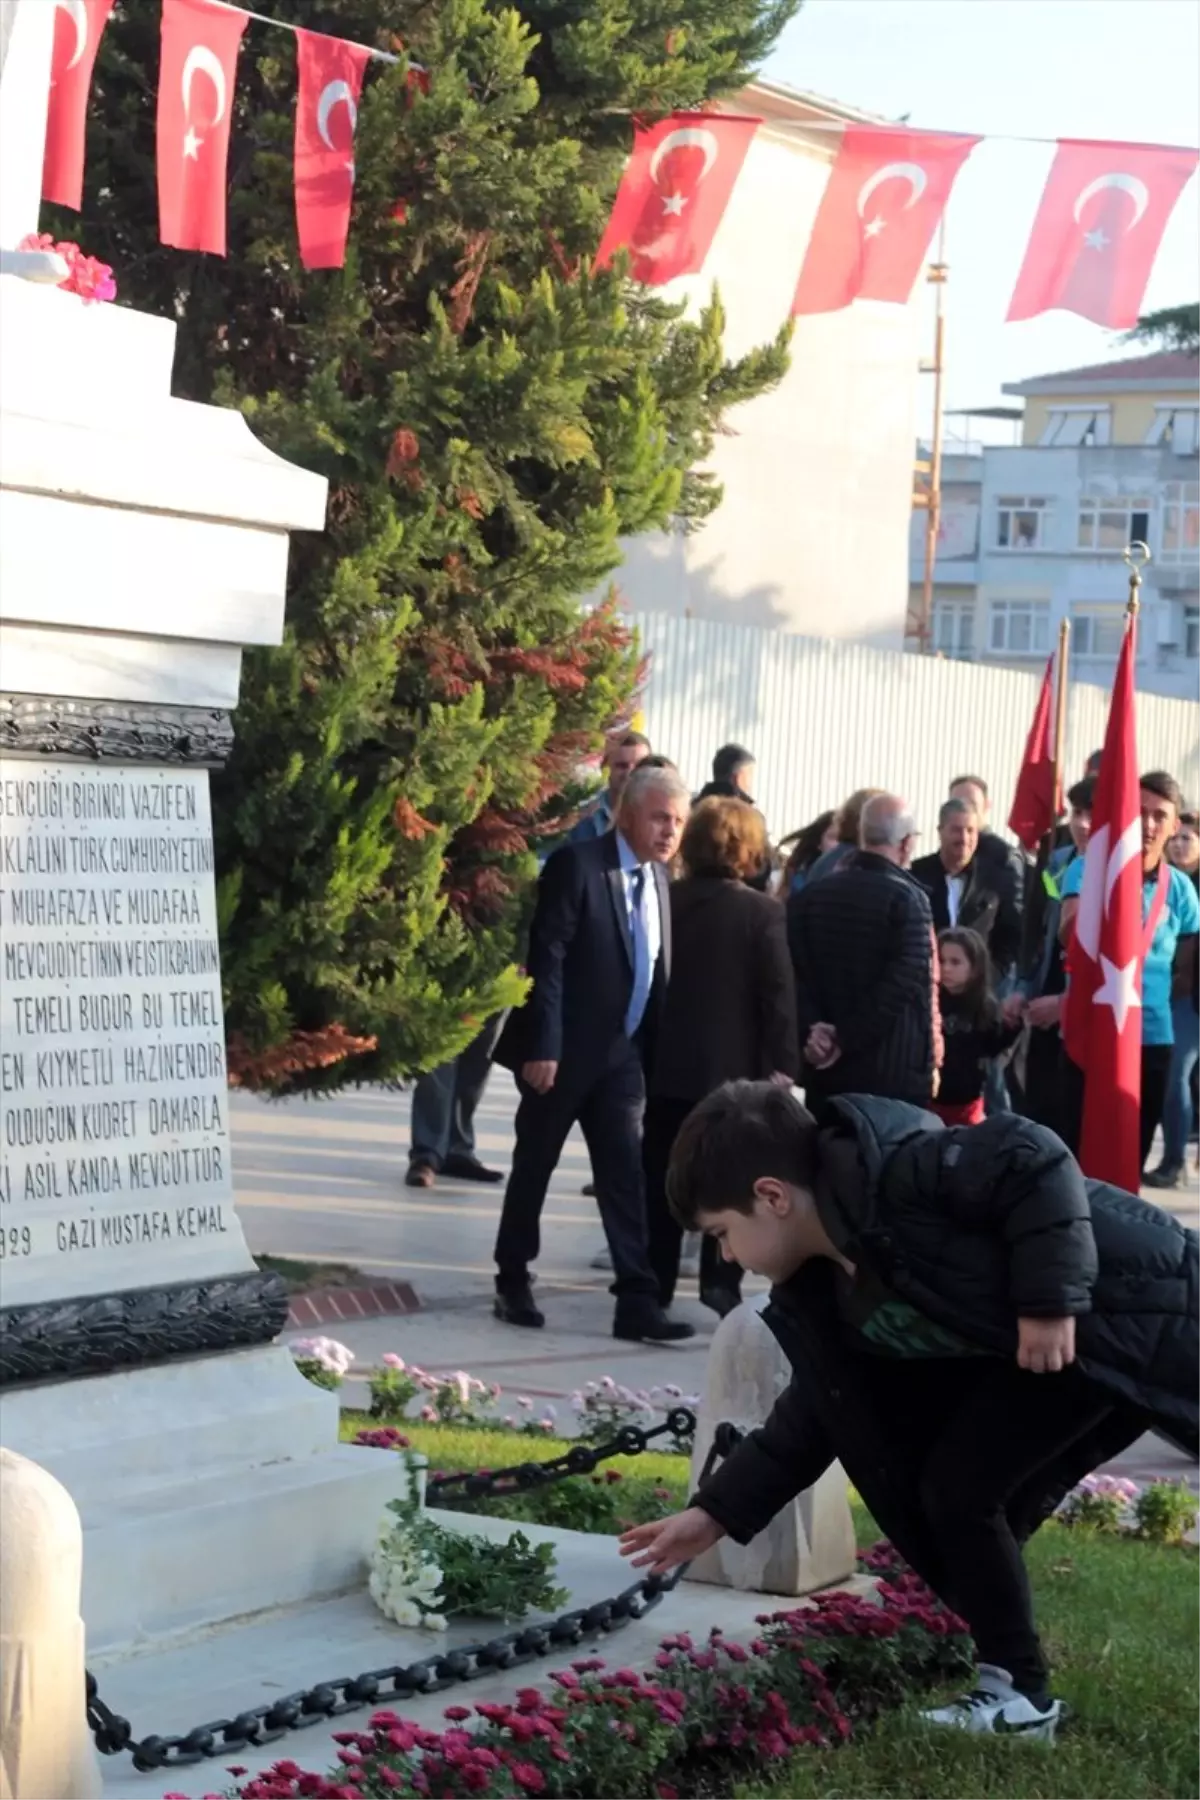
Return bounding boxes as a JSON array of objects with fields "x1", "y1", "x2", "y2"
[{"x1": 934, "y1": 928, "x2": 1022, "y2": 1127}]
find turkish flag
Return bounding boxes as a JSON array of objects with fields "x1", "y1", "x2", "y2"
[
  {"x1": 294, "y1": 30, "x2": 372, "y2": 270},
  {"x1": 1007, "y1": 139, "x2": 1199, "y2": 328},
  {"x1": 42, "y1": 0, "x2": 116, "y2": 209},
  {"x1": 1061, "y1": 614, "x2": 1144, "y2": 1192},
  {"x1": 157, "y1": 0, "x2": 248, "y2": 256},
  {"x1": 1007, "y1": 653, "x2": 1058, "y2": 853},
  {"x1": 595, "y1": 113, "x2": 760, "y2": 285},
  {"x1": 791, "y1": 127, "x2": 979, "y2": 316}
]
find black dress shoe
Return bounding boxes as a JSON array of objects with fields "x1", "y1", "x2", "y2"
[
  {"x1": 613, "y1": 1307, "x2": 696, "y2": 1343},
  {"x1": 494, "y1": 1287, "x2": 545, "y2": 1329},
  {"x1": 700, "y1": 1286, "x2": 741, "y2": 1320},
  {"x1": 443, "y1": 1154, "x2": 503, "y2": 1183}
]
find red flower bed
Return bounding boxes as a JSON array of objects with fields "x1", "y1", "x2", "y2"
[{"x1": 199, "y1": 1549, "x2": 969, "y2": 1799}]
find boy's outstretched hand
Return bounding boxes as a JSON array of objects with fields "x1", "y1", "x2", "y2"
[
  {"x1": 1017, "y1": 1315, "x2": 1076, "y2": 1373},
  {"x1": 618, "y1": 1507, "x2": 725, "y2": 1574}
]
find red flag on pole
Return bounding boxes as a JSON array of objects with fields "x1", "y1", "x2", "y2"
[
  {"x1": 790, "y1": 127, "x2": 979, "y2": 316},
  {"x1": 1007, "y1": 139, "x2": 1199, "y2": 328},
  {"x1": 1008, "y1": 653, "x2": 1058, "y2": 853},
  {"x1": 42, "y1": 0, "x2": 116, "y2": 209},
  {"x1": 157, "y1": 0, "x2": 248, "y2": 256},
  {"x1": 1061, "y1": 613, "x2": 1147, "y2": 1192},
  {"x1": 595, "y1": 113, "x2": 760, "y2": 285},
  {"x1": 294, "y1": 29, "x2": 372, "y2": 271}
]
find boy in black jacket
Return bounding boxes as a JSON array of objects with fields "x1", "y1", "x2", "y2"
[{"x1": 620, "y1": 1082, "x2": 1198, "y2": 1740}]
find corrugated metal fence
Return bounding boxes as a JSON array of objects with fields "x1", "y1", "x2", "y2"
[{"x1": 634, "y1": 612, "x2": 1200, "y2": 842}]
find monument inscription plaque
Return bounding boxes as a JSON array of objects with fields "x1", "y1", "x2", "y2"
[{"x1": 0, "y1": 757, "x2": 252, "y2": 1306}]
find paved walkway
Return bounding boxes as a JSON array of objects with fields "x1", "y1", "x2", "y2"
[{"x1": 232, "y1": 1078, "x2": 1197, "y2": 1488}]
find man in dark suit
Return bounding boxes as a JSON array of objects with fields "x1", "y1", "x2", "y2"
[
  {"x1": 492, "y1": 766, "x2": 694, "y2": 1342},
  {"x1": 913, "y1": 797, "x2": 1023, "y2": 975},
  {"x1": 788, "y1": 793, "x2": 940, "y2": 1110}
]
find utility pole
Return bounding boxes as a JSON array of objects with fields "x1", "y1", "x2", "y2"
[{"x1": 908, "y1": 222, "x2": 947, "y2": 654}]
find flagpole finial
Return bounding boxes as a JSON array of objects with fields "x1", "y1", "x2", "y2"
[{"x1": 1123, "y1": 540, "x2": 1150, "y2": 614}]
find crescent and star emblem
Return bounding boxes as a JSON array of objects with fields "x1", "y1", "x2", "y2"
[
  {"x1": 1072, "y1": 171, "x2": 1150, "y2": 252},
  {"x1": 317, "y1": 78, "x2": 358, "y2": 179},
  {"x1": 855, "y1": 161, "x2": 928, "y2": 239},
  {"x1": 181, "y1": 44, "x2": 228, "y2": 162},
  {"x1": 648, "y1": 126, "x2": 720, "y2": 219},
  {"x1": 51, "y1": 0, "x2": 88, "y2": 86}
]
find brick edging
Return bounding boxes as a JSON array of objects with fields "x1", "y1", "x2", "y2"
[{"x1": 286, "y1": 1281, "x2": 422, "y2": 1329}]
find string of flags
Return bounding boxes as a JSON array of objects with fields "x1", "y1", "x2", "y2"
[{"x1": 43, "y1": 0, "x2": 1200, "y2": 326}]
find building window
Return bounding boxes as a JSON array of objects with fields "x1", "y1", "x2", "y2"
[
  {"x1": 1187, "y1": 606, "x2": 1200, "y2": 661},
  {"x1": 988, "y1": 600, "x2": 1051, "y2": 655},
  {"x1": 932, "y1": 601, "x2": 975, "y2": 660},
  {"x1": 1038, "y1": 408, "x2": 1112, "y2": 447},
  {"x1": 1077, "y1": 497, "x2": 1153, "y2": 552},
  {"x1": 1071, "y1": 607, "x2": 1126, "y2": 661},
  {"x1": 1161, "y1": 482, "x2": 1200, "y2": 564},
  {"x1": 995, "y1": 497, "x2": 1052, "y2": 550},
  {"x1": 1144, "y1": 407, "x2": 1199, "y2": 456}
]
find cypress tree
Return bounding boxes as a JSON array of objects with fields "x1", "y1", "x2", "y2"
[{"x1": 58, "y1": 0, "x2": 797, "y2": 1090}]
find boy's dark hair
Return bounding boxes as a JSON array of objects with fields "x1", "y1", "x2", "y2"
[
  {"x1": 1066, "y1": 775, "x2": 1095, "y2": 811},
  {"x1": 712, "y1": 742, "x2": 755, "y2": 783},
  {"x1": 666, "y1": 1082, "x2": 819, "y2": 1228},
  {"x1": 615, "y1": 729, "x2": 651, "y2": 752},
  {"x1": 1141, "y1": 769, "x2": 1184, "y2": 813}
]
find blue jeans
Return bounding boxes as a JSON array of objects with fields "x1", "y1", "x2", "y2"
[
  {"x1": 409, "y1": 1016, "x2": 502, "y2": 1169},
  {"x1": 1162, "y1": 997, "x2": 1200, "y2": 1167}
]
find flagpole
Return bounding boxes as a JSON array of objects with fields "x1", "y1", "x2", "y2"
[
  {"x1": 1052, "y1": 618, "x2": 1070, "y2": 819},
  {"x1": 1124, "y1": 538, "x2": 1149, "y2": 619},
  {"x1": 915, "y1": 219, "x2": 948, "y2": 655}
]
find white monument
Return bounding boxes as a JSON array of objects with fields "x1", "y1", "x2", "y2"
[
  {"x1": 0, "y1": 0, "x2": 406, "y2": 1658},
  {"x1": 687, "y1": 1297, "x2": 856, "y2": 1595}
]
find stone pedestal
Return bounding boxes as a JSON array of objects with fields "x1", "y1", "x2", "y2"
[
  {"x1": 687, "y1": 1295, "x2": 856, "y2": 1595},
  {"x1": 0, "y1": 275, "x2": 408, "y2": 1654}
]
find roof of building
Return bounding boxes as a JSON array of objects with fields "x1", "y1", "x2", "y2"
[
  {"x1": 1003, "y1": 351, "x2": 1200, "y2": 397},
  {"x1": 742, "y1": 75, "x2": 889, "y2": 128}
]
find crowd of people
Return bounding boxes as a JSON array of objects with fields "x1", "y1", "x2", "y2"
[{"x1": 403, "y1": 726, "x2": 1199, "y2": 1343}]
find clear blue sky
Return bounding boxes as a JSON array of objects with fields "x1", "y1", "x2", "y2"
[{"x1": 766, "y1": 0, "x2": 1200, "y2": 441}]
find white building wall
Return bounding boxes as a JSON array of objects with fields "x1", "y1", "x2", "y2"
[
  {"x1": 634, "y1": 610, "x2": 1200, "y2": 842},
  {"x1": 615, "y1": 127, "x2": 923, "y2": 649}
]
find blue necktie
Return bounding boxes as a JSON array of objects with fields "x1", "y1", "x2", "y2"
[{"x1": 624, "y1": 867, "x2": 652, "y2": 1038}]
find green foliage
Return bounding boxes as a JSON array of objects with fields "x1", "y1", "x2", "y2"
[
  {"x1": 62, "y1": 0, "x2": 796, "y2": 1090},
  {"x1": 1133, "y1": 1478, "x2": 1198, "y2": 1546},
  {"x1": 429, "y1": 1521, "x2": 568, "y2": 1620},
  {"x1": 1125, "y1": 302, "x2": 1200, "y2": 355}
]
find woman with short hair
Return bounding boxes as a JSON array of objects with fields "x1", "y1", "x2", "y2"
[{"x1": 643, "y1": 796, "x2": 799, "y2": 1317}]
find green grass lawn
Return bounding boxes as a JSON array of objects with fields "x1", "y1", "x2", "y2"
[{"x1": 340, "y1": 1412, "x2": 689, "y2": 1490}]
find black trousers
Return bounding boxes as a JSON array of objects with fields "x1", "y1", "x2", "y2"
[
  {"x1": 1020, "y1": 1026, "x2": 1064, "y2": 1135},
  {"x1": 1058, "y1": 1041, "x2": 1173, "y2": 1174},
  {"x1": 643, "y1": 1096, "x2": 744, "y2": 1307},
  {"x1": 863, "y1": 1357, "x2": 1145, "y2": 1696},
  {"x1": 494, "y1": 1035, "x2": 658, "y2": 1304}
]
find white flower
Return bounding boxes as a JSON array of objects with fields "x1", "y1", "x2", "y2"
[
  {"x1": 390, "y1": 1598, "x2": 421, "y2": 1628},
  {"x1": 424, "y1": 1613, "x2": 448, "y2": 1633}
]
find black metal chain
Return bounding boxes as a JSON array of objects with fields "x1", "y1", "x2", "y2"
[{"x1": 85, "y1": 1410, "x2": 743, "y2": 1774}]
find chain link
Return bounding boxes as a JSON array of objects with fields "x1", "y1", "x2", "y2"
[{"x1": 85, "y1": 1408, "x2": 740, "y2": 1774}]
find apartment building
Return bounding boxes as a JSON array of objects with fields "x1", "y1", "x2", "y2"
[{"x1": 909, "y1": 352, "x2": 1200, "y2": 698}]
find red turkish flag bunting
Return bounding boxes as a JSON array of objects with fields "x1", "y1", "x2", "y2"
[
  {"x1": 42, "y1": 0, "x2": 116, "y2": 209},
  {"x1": 1007, "y1": 139, "x2": 1199, "y2": 328},
  {"x1": 1061, "y1": 614, "x2": 1144, "y2": 1192},
  {"x1": 1007, "y1": 653, "x2": 1058, "y2": 853},
  {"x1": 791, "y1": 127, "x2": 979, "y2": 316},
  {"x1": 595, "y1": 113, "x2": 760, "y2": 285},
  {"x1": 294, "y1": 29, "x2": 372, "y2": 270},
  {"x1": 157, "y1": 0, "x2": 247, "y2": 256}
]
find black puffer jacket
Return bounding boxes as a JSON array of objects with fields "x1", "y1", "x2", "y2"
[
  {"x1": 814, "y1": 1096, "x2": 1197, "y2": 1448},
  {"x1": 696, "y1": 1099, "x2": 1197, "y2": 1561}
]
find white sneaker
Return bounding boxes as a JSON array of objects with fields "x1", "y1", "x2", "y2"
[{"x1": 922, "y1": 1665, "x2": 1062, "y2": 1741}]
